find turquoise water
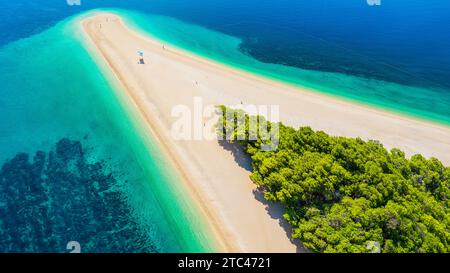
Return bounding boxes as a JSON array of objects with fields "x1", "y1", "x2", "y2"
[
  {"x1": 0, "y1": 14, "x2": 215, "y2": 252},
  {"x1": 1, "y1": 1, "x2": 449, "y2": 124},
  {"x1": 1, "y1": 1, "x2": 449, "y2": 252},
  {"x1": 118, "y1": 9, "x2": 450, "y2": 125}
]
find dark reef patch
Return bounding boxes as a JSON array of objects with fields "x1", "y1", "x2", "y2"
[{"x1": 0, "y1": 138, "x2": 158, "y2": 253}]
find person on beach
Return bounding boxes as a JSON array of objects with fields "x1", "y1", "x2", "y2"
[{"x1": 138, "y1": 51, "x2": 145, "y2": 64}]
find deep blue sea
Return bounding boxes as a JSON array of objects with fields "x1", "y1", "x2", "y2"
[
  {"x1": 2, "y1": 0, "x2": 450, "y2": 90},
  {"x1": 0, "y1": 0, "x2": 449, "y2": 252}
]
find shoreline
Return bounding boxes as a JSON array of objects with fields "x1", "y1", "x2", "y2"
[
  {"x1": 79, "y1": 14, "x2": 233, "y2": 252},
  {"x1": 80, "y1": 12, "x2": 450, "y2": 253},
  {"x1": 119, "y1": 10, "x2": 450, "y2": 129},
  {"x1": 107, "y1": 11, "x2": 450, "y2": 160}
]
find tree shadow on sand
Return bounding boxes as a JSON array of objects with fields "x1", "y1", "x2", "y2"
[
  {"x1": 253, "y1": 189, "x2": 309, "y2": 253},
  {"x1": 218, "y1": 139, "x2": 308, "y2": 253},
  {"x1": 218, "y1": 140, "x2": 252, "y2": 172}
]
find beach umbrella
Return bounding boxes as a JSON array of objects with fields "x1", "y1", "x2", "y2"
[{"x1": 137, "y1": 50, "x2": 144, "y2": 57}]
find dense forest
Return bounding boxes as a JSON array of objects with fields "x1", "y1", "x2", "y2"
[{"x1": 218, "y1": 106, "x2": 450, "y2": 253}]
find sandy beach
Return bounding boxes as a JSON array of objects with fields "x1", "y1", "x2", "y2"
[{"x1": 81, "y1": 13, "x2": 450, "y2": 253}]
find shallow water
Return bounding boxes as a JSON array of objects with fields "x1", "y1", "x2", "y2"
[
  {"x1": 1, "y1": 1, "x2": 449, "y2": 124},
  {"x1": 118, "y1": 9, "x2": 450, "y2": 125},
  {"x1": 0, "y1": 15, "x2": 214, "y2": 252},
  {"x1": 1, "y1": 0, "x2": 449, "y2": 252}
]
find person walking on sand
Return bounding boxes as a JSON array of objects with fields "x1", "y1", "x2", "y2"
[{"x1": 137, "y1": 50, "x2": 145, "y2": 64}]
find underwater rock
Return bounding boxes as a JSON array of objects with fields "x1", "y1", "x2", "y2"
[{"x1": 0, "y1": 138, "x2": 157, "y2": 253}]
